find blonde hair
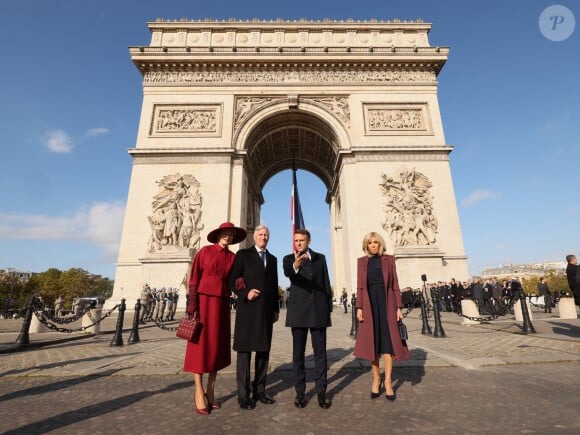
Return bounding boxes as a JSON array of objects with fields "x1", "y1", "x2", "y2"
[{"x1": 362, "y1": 232, "x2": 386, "y2": 256}]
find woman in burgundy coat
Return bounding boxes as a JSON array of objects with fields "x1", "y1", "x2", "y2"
[
  {"x1": 184, "y1": 222, "x2": 247, "y2": 414},
  {"x1": 354, "y1": 232, "x2": 410, "y2": 400}
]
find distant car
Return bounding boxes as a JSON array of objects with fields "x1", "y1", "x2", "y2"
[{"x1": 78, "y1": 296, "x2": 106, "y2": 310}]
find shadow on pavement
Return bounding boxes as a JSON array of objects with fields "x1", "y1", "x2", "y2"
[
  {"x1": 0, "y1": 369, "x2": 125, "y2": 403},
  {"x1": 548, "y1": 321, "x2": 580, "y2": 338},
  {"x1": 326, "y1": 364, "x2": 365, "y2": 398},
  {"x1": 393, "y1": 348, "x2": 427, "y2": 392},
  {"x1": 2, "y1": 380, "x2": 191, "y2": 435},
  {"x1": 0, "y1": 353, "x2": 140, "y2": 377}
]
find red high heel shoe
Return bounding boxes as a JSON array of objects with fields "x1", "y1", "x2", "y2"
[{"x1": 194, "y1": 395, "x2": 209, "y2": 415}]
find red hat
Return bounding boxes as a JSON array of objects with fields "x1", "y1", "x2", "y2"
[{"x1": 207, "y1": 222, "x2": 247, "y2": 244}]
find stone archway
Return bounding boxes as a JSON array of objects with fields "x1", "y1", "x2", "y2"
[{"x1": 108, "y1": 18, "x2": 469, "y2": 308}]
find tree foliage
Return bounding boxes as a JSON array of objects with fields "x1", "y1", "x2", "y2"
[
  {"x1": 0, "y1": 268, "x2": 114, "y2": 312},
  {"x1": 521, "y1": 272, "x2": 569, "y2": 296},
  {"x1": 0, "y1": 274, "x2": 29, "y2": 314}
]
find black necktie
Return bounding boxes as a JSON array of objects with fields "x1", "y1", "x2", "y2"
[{"x1": 259, "y1": 250, "x2": 266, "y2": 267}]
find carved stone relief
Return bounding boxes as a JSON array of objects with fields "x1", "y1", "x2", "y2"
[
  {"x1": 304, "y1": 97, "x2": 350, "y2": 125},
  {"x1": 144, "y1": 69, "x2": 436, "y2": 86},
  {"x1": 364, "y1": 104, "x2": 431, "y2": 135},
  {"x1": 234, "y1": 97, "x2": 277, "y2": 130},
  {"x1": 379, "y1": 167, "x2": 438, "y2": 247},
  {"x1": 233, "y1": 95, "x2": 350, "y2": 134},
  {"x1": 147, "y1": 173, "x2": 203, "y2": 255},
  {"x1": 151, "y1": 104, "x2": 222, "y2": 136}
]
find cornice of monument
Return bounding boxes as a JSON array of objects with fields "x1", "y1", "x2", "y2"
[
  {"x1": 130, "y1": 17, "x2": 449, "y2": 83},
  {"x1": 147, "y1": 17, "x2": 433, "y2": 31}
]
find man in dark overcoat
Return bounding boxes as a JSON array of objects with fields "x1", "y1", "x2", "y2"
[
  {"x1": 229, "y1": 225, "x2": 279, "y2": 410},
  {"x1": 537, "y1": 277, "x2": 552, "y2": 313},
  {"x1": 283, "y1": 229, "x2": 333, "y2": 409},
  {"x1": 566, "y1": 254, "x2": 580, "y2": 306}
]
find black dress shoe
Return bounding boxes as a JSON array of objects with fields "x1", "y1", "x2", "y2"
[
  {"x1": 294, "y1": 393, "x2": 307, "y2": 408},
  {"x1": 239, "y1": 398, "x2": 256, "y2": 410},
  {"x1": 253, "y1": 393, "x2": 275, "y2": 404},
  {"x1": 317, "y1": 392, "x2": 332, "y2": 409}
]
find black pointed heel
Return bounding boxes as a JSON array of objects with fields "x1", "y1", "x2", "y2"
[{"x1": 370, "y1": 380, "x2": 383, "y2": 399}]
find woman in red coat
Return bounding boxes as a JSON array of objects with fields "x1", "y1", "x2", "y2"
[
  {"x1": 354, "y1": 232, "x2": 410, "y2": 400},
  {"x1": 184, "y1": 222, "x2": 247, "y2": 414}
]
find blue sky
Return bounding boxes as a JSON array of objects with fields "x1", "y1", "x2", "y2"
[{"x1": 0, "y1": 0, "x2": 578, "y2": 288}]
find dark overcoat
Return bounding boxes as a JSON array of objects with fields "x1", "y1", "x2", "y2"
[
  {"x1": 228, "y1": 246, "x2": 279, "y2": 352},
  {"x1": 353, "y1": 255, "x2": 410, "y2": 362},
  {"x1": 566, "y1": 263, "x2": 579, "y2": 293},
  {"x1": 283, "y1": 249, "x2": 333, "y2": 328},
  {"x1": 566, "y1": 263, "x2": 580, "y2": 305}
]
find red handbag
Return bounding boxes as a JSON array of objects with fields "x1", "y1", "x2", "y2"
[{"x1": 176, "y1": 316, "x2": 203, "y2": 343}]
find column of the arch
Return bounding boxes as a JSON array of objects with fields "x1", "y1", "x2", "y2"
[
  {"x1": 228, "y1": 158, "x2": 246, "y2": 249},
  {"x1": 329, "y1": 196, "x2": 342, "y2": 299},
  {"x1": 335, "y1": 160, "x2": 360, "y2": 293}
]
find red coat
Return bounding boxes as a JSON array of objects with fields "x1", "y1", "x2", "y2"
[
  {"x1": 353, "y1": 255, "x2": 410, "y2": 362},
  {"x1": 183, "y1": 244, "x2": 234, "y2": 373}
]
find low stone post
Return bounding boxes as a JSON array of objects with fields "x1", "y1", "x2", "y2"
[
  {"x1": 514, "y1": 298, "x2": 534, "y2": 322},
  {"x1": 82, "y1": 301, "x2": 103, "y2": 335},
  {"x1": 460, "y1": 299, "x2": 480, "y2": 325},
  {"x1": 128, "y1": 300, "x2": 141, "y2": 344},
  {"x1": 558, "y1": 297, "x2": 577, "y2": 319},
  {"x1": 29, "y1": 310, "x2": 48, "y2": 333},
  {"x1": 110, "y1": 298, "x2": 126, "y2": 347}
]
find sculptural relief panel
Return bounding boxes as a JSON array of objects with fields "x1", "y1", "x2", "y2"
[
  {"x1": 147, "y1": 173, "x2": 204, "y2": 255},
  {"x1": 233, "y1": 95, "x2": 350, "y2": 134},
  {"x1": 150, "y1": 104, "x2": 222, "y2": 137},
  {"x1": 379, "y1": 167, "x2": 438, "y2": 247},
  {"x1": 363, "y1": 103, "x2": 432, "y2": 136},
  {"x1": 143, "y1": 69, "x2": 436, "y2": 86}
]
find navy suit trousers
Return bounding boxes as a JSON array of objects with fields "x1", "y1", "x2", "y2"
[{"x1": 291, "y1": 327, "x2": 327, "y2": 394}]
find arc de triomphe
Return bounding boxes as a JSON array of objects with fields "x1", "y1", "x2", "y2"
[{"x1": 109, "y1": 18, "x2": 468, "y2": 308}]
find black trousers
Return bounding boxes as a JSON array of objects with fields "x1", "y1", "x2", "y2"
[
  {"x1": 236, "y1": 351, "x2": 269, "y2": 401},
  {"x1": 543, "y1": 294, "x2": 553, "y2": 312},
  {"x1": 291, "y1": 327, "x2": 327, "y2": 395}
]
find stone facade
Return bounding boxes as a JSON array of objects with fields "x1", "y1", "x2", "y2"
[{"x1": 109, "y1": 18, "x2": 468, "y2": 308}]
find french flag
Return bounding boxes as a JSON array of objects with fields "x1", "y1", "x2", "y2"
[{"x1": 291, "y1": 167, "x2": 305, "y2": 246}]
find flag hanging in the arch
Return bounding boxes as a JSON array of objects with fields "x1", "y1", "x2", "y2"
[{"x1": 291, "y1": 167, "x2": 305, "y2": 245}]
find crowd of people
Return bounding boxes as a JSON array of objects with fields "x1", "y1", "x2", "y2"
[{"x1": 400, "y1": 272, "x2": 577, "y2": 316}]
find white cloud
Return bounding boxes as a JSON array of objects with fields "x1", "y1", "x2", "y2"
[
  {"x1": 42, "y1": 129, "x2": 74, "y2": 153},
  {"x1": 0, "y1": 201, "x2": 125, "y2": 260},
  {"x1": 85, "y1": 127, "x2": 109, "y2": 137},
  {"x1": 462, "y1": 189, "x2": 501, "y2": 207}
]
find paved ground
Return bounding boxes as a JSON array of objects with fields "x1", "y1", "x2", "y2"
[{"x1": 0, "y1": 304, "x2": 579, "y2": 434}]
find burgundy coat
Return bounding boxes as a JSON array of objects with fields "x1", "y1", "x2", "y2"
[
  {"x1": 183, "y1": 244, "x2": 233, "y2": 374},
  {"x1": 353, "y1": 255, "x2": 410, "y2": 362}
]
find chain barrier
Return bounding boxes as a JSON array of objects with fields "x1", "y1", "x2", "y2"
[
  {"x1": 454, "y1": 296, "x2": 518, "y2": 323},
  {"x1": 31, "y1": 301, "x2": 120, "y2": 333},
  {"x1": 153, "y1": 318, "x2": 180, "y2": 332},
  {"x1": 34, "y1": 304, "x2": 92, "y2": 325}
]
